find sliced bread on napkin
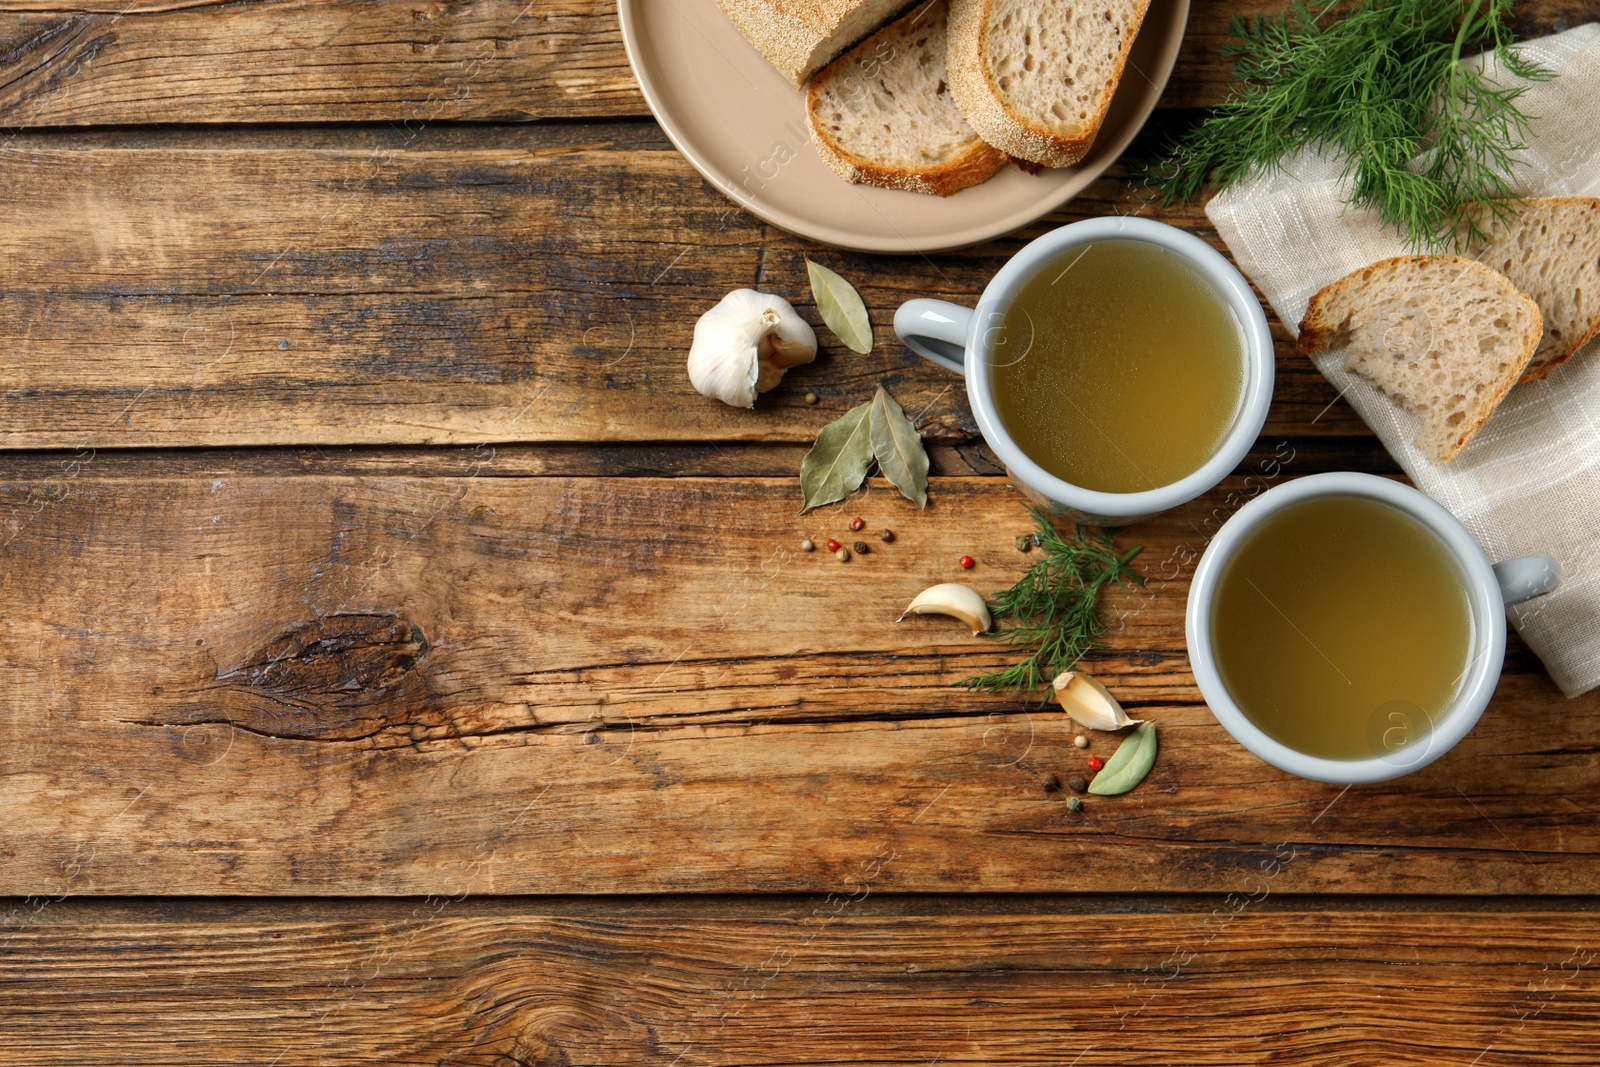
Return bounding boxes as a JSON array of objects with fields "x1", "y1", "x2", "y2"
[
  {"x1": 947, "y1": 0, "x2": 1151, "y2": 167},
  {"x1": 1298, "y1": 255, "x2": 1542, "y2": 463},
  {"x1": 807, "y1": 0, "x2": 1006, "y2": 195},
  {"x1": 715, "y1": 0, "x2": 915, "y2": 88},
  {"x1": 1472, "y1": 196, "x2": 1600, "y2": 382}
]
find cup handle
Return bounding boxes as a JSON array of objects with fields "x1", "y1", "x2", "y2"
[
  {"x1": 894, "y1": 298, "x2": 974, "y2": 375},
  {"x1": 1492, "y1": 552, "x2": 1562, "y2": 606}
]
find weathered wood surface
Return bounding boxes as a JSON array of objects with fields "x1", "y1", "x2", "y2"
[
  {"x1": 1, "y1": 908, "x2": 1597, "y2": 1065},
  {"x1": 0, "y1": 0, "x2": 1593, "y2": 1054},
  {"x1": 0, "y1": 126, "x2": 1366, "y2": 449},
  {"x1": 1, "y1": 473, "x2": 1592, "y2": 896},
  {"x1": 0, "y1": 0, "x2": 1586, "y2": 126},
  {"x1": 0, "y1": 0, "x2": 640, "y2": 125}
]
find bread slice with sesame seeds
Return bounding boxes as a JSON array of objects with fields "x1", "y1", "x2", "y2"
[
  {"x1": 1297, "y1": 255, "x2": 1542, "y2": 463},
  {"x1": 1470, "y1": 197, "x2": 1600, "y2": 382},
  {"x1": 947, "y1": 0, "x2": 1151, "y2": 168},
  {"x1": 716, "y1": 0, "x2": 919, "y2": 88},
  {"x1": 806, "y1": 0, "x2": 1007, "y2": 196}
]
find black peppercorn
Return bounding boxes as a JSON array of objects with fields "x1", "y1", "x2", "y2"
[
  {"x1": 1068, "y1": 775, "x2": 1088, "y2": 794},
  {"x1": 853, "y1": 541, "x2": 870, "y2": 555}
]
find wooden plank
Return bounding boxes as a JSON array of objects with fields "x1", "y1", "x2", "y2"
[
  {"x1": 0, "y1": 0, "x2": 642, "y2": 125},
  {"x1": 1, "y1": 473, "x2": 1593, "y2": 896},
  {"x1": 0, "y1": 128, "x2": 1366, "y2": 449},
  {"x1": 0, "y1": 909, "x2": 1597, "y2": 1064},
  {"x1": 0, "y1": 1, "x2": 1585, "y2": 124}
]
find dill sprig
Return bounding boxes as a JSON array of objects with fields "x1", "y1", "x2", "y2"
[
  {"x1": 960, "y1": 508, "x2": 1143, "y2": 701},
  {"x1": 1140, "y1": 0, "x2": 1555, "y2": 249}
]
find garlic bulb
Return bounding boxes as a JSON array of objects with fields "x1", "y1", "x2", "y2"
[
  {"x1": 688, "y1": 289, "x2": 817, "y2": 408},
  {"x1": 1052, "y1": 670, "x2": 1142, "y2": 731}
]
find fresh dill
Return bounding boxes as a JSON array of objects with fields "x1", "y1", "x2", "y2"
[
  {"x1": 961, "y1": 507, "x2": 1143, "y2": 700},
  {"x1": 1140, "y1": 0, "x2": 1555, "y2": 249}
]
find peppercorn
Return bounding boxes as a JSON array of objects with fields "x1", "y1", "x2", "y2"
[
  {"x1": 880, "y1": 529, "x2": 895, "y2": 543},
  {"x1": 1073, "y1": 735, "x2": 1089, "y2": 749},
  {"x1": 804, "y1": 392, "x2": 819, "y2": 405},
  {"x1": 959, "y1": 555, "x2": 975, "y2": 570},
  {"x1": 1015, "y1": 534, "x2": 1033, "y2": 553},
  {"x1": 853, "y1": 541, "x2": 870, "y2": 555},
  {"x1": 849, "y1": 516, "x2": 865, "y2": 531},
  {"x1": 1066, "y1": 797, "x2": 1083, "y2": 813},
  {"x1": 801, "y1": 539, "x2": 815, "y2": 552},
  {"x1": 1086, "y1": 756, "x2": 1104, "y2": 772},
  {"x1": 1040, "y1": 773, "x2": 1060, "y2": 792},
  {"x1": 835, "y1": 547, "x2": 851, "y2": 562},
  {"x1": 1067, "y1": 775, "x2": 1088, "y2": 794},
  {"x1": 826, "y1": 538, "x2": 841, "y2": 553}
]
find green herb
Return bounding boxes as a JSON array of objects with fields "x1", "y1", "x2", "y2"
[
  {"x1": 1088, "y1": 722, "x2": 1158, "y2": 796},
  {"x1": 1141, "y1": 0, "x2": 1554, "y2": 249},
  {"x1": 960, "y1": 507, "x2": 1142, "y2": 698},
  {"x1": 806, "y1": 259, "x2": 873, "y2": 354},
  {"x1": 799, "y1": 386, "x2": 930, "y2": 511}
]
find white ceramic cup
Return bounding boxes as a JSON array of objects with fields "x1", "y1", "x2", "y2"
[
  {"x1": 893, "y1": 217, "x2": 1275, "y2": 525},
  {"x1": 1186, "y1": 472, "x2": 1562, "y2": 784}
]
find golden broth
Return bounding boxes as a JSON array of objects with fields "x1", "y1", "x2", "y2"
[
  {"x1": 1209, "y1": 495, "x2": 1473, "y2": 761},
  {"x1": 988, "y1": 240, "x2": 1246, "y2": 494}
]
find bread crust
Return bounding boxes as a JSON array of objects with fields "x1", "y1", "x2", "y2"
[
  {"x1": 716, "y1": 0, "x2": 919, "y2": 87},
  {"x1": 805, "y1": 3, "x2": 1008, "y2": 196},
  {"x1": 946, "y1": 0, "x2": 1151, "y2": 168},
  {"x1": 1298, "y1": 255, "x2": 1542, "y2": 462}
]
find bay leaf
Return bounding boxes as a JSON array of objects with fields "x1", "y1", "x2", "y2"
[
  {"x1": 799, "y1": 399, "x2": 874, "y2": 512},
  {"x1": 806, "y1": 258, "x2": 873, "y2": 355},
  {"x1": 869, "y1": 386, "x2": 929, "y2": 509},
  {"x1": 1087, "y1": 721, "x2": 1157, "y2": 796}
]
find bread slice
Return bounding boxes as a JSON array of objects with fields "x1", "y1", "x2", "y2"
[
  {"x1": 946, "y1": 0, "x2": 1151, "y2": 168},
  {"x1": 1298, "y1": 256, "x2": 1542, "y2": 463},
  {"x1": 806, "y1": 1, "x2": 1007, "y2": 196},
  {"x1": 715, "y1": 0, "x2": 917, "y2": 88},
  {"x1": 1471, "y1": 197, "x2": 1600, "y2": 382}
]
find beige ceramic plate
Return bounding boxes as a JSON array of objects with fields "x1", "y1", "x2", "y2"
[{"x1": 619, "y1": 0, "x2": 1190, "y2": 253}]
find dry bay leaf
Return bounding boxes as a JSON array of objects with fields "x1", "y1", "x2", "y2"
[
  {"x1": 799, "y1": 399, "x2": 874, "y2": 512},
  {"x1": 869, "y1": 386, "x2": 928, "y2": 509},
  {"x1": 1088, "y1": 721, "x2": 1157, "y2": 796},
  {"x1": 806, "y1": 259, "x2": 873, "y2": 355}
]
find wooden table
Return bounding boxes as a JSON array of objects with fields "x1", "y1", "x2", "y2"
[{"x1": 1, "y1": 2, "x2": 1596, "y2": 1062}]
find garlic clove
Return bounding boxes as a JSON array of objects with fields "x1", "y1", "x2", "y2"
[
  {"x1": 688, "y1": 290, "x2": 817, "y2": 408},
  {"x1": 1052, "y1": 670, "x2": 1142, "y2": 731},
  {"x1": 898, "y1": 583, "x2": 992, "y2": 634}
]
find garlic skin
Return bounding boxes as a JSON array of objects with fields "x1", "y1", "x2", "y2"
[
  {"x1": 1052, "y1": 670, "x2": 1142, "y2": 731},
  {"x1": 688, "y1": 289, "x2": 817, "y2": 408},
  {"x1": 899, "y1": 583, "x2": 992, "y2": 634}
]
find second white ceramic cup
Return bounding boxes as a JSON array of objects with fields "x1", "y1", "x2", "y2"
[
  {"x1": 893, "y1": 216, "x2": 1275, "y2": 525},
  {"x1": 1186, "y1": 472, "x2": 1562, "y2": 784}
]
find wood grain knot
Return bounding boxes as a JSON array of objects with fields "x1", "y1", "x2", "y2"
[{"x1": 214, "y1": 613, "x2": 435, "y2": 740}]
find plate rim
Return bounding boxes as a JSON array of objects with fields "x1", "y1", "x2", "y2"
[{"x1": 618, "y1": 0, "x2": 1192, "y2": 254}]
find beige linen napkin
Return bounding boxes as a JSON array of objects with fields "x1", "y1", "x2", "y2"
[{"x1": 1205, "y1": 23, "x2": 1600, "y2": 697}]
